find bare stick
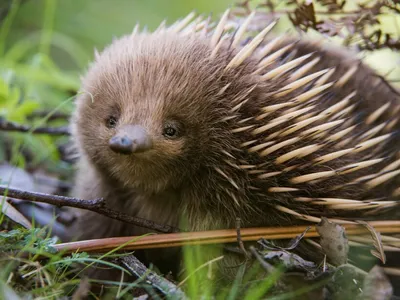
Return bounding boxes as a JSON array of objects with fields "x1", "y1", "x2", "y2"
[
  {"x1": 118, "y1": 255, "x2": 187, "y2": 299},
  {"x1": 0, "y1": 186, "x2": 178, "y2": 233},
  {"x1": 0, "y1": 119, "x2": 70, "y2": 135},
  {"x1": 249, "y1": 246, "x2": 275, "y2": 273},
  {"x1": 236, "y1": 217, "x2": 250, "y2": 259}
]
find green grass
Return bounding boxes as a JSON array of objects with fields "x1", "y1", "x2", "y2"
[{"x1": 0, "y1": 226, "x2": 292, "y2": 299}]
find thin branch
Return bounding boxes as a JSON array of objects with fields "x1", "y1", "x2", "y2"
[
  {"x1": 0, "y1": 119, "x2": 70, "y2": 135},
  {"x1": 0, "y1": 186, "x2": 178, "y2": 233},
  {"x1": 118, "y1": 255, "x2": 187, "y2": 299},
  {"x1": 236, "y1": 217, "x2": 250, "y2": 259},
  {"x1": 249, "y1": 245, "x2": 275, "y2": 273}
]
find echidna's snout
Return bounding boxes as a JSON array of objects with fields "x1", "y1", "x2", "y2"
[{"x1": 109, "y1": 125, "x2": 152, "y2": 155}]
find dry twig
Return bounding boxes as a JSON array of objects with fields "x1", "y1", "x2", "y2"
[
  {"x1": 236, "y1": 217, "x2": 250, "y2": 259},
  {"x1": 0, "y1": 119, "x2": 70, "y2": 135},
  {"x1": 0, "y1": 186, "x2": 178, "y2": 233},
  {"x1": 119, "y1": 255, "x2": 187, "y2": 299},
  {"x1": 249, "y1": 246, "x2": 275, "y2": 273}
]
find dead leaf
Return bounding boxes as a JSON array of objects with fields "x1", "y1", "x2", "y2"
[
  {"x1": 0, "y1": 198, "x2": 32, "y2": 229},
  {"x1": 0, "y1": 163, "x2": 35, "y2": 193},
  {"x1": 0, "y1": 281, "x2": 22, "y2": 300},
  {"x1": 0, "y1": 163, "x2": 68, "y2": 238},
  {"x1": 360, "y1": 265, "x2": 393, "y2": 300},
  {"x1": 72, "y1": 277, "x2": 91, "y2": 300},
  {"x1": 356, "y1": 220, "x2": 386, "y2": 264},
  {"x1": 264, "y1": 250, "x2": 316, "y2": 271},
  {"x1": 316, "y1": 217, "x2": 349, "y2": 266}
]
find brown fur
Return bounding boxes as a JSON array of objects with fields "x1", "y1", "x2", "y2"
[{"x1": 68, "y1": 17, "x2": 400, "y2": 281}]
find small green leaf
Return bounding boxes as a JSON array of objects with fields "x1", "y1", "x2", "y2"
[
  {"x1": 3, "y1": 85, "x2": 20, "y2": 116},
  {"x1": 8, "y1": 100, "x2": 40, "y2": 122},
  {"x1": 0, "y1": 78, "x2": 9, "y2": 104}
]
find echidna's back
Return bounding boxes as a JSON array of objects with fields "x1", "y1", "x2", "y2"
[{"x1": 233, "y1": 34, "x2": 400, "y2": 227}]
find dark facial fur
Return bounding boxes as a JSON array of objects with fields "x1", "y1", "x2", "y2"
[{"x1": 69, "y1": 12, "x2": 400, "y2": 283}]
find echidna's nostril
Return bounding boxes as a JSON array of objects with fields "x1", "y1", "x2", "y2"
[
  {"x1": 109, "y1": 125, "x2": 152, "y2": 154},
  {"x1": 109, "y1": 136, "x2": 133, "y2": 154},
  {"x1": 120, "y1": 137, "x2": 132, "y2": 147}
]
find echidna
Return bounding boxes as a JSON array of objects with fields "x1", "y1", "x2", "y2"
[{"x1": 69, "y1": 9, "x2": 400, "y2": 281}]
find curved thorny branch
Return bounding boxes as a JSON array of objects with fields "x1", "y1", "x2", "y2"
[{"x1": 234, "y1": 0, "x2": 400, "y2": 52}]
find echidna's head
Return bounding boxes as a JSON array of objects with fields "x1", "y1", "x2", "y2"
[{"x1": 73, "y1": 30, "x2": 259, "y2": 193}]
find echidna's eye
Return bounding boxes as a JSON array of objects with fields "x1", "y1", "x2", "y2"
[
  {"x1": 163, "y1": 120, "x2": 183, "y2": 139},
  {"x1": 106, "y1": 116, "x2": 118, "y2": 128},
  {"x1": 163, "y1": 126, "x2": 177, "y2": 138}
]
